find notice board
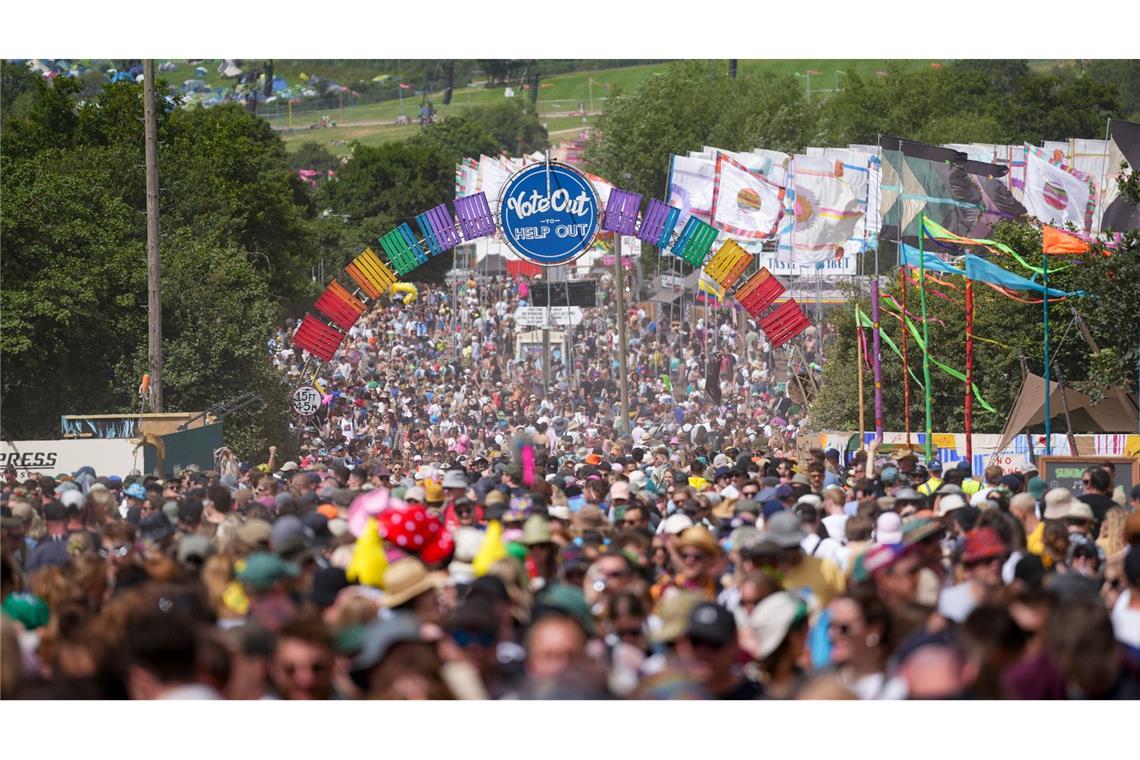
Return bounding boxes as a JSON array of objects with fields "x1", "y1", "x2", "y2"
[{"x1": 1037, "y1": 455, "x2": 1139, "y2": 497}]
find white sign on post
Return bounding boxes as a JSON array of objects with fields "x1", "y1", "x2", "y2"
[
  {"x1": 513, "y1": 306, "x2": 584, "y2": 327},
  {"x1": 292, "y1": 385, "x2": 322, "y2": 417}
]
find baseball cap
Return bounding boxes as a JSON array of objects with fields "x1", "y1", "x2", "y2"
[
  {"x1": 685, "y1": 602, "x2": 736, "y2": 647},
  {"x1": 746, "y1": 592, "x2": 807, "y2": 659},
  {"x1": 764, "y1": 510, "x2": 805, "y2": 549},
  {"x1": 1026, "y1": 477, "x2": 1047, "y2": 500},
  {"x1": 237, "y1": 552, "x2": 300, "y2": 591}
]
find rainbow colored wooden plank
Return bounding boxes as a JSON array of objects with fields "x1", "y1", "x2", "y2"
[
  {"x1": 758, "y1": 299, "x2": 811, "y2": 349},
  {"x1": 734, "y1": 267, "x2": 786, "y2": 317},
  {"x1": 345, "y1": 248, "x2": 397, "y2": 300},
  {"x1": 416, "y1": 203, "x2": 462, "y2": 256},
  {"x1": 454, "y1": 192, "x2": 496, "y2": 240},
  {"x1": 379, "y1": 223, "x2": 427, "y2": 276},
  {"x1": 293, "y1": 314, "x2": 346, "y2": 362},
  {"x1": 314, "y1": 280, "x2": 366, "y2": 330},
  {"x1": 670, "y1": 217, "x2": 718, "y2": 267},
  {"x1": 637, "y1": 198, "x2": 680, "y2": 248},
  {"x1": 603, "y1": 188, "x2": 642, "y2": 235},
  {"x1": 705, "y1": 240, "x2": 753, "y2": 290}
]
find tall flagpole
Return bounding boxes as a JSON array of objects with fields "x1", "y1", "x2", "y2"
[
  {"x1": 964, "y1": 279, "x2": 974, "y2": 466},
  {"x1": 900, "y1": 259, "x2": 911, "y2": 445},
  {"x1": 918, "y1": 212, "x2": 933, "y2": 459},
  {"x1": 856, "y1": 307, "x2": 866, "y2": 443},
  {"x1": 1043, "y1": 250, "x2": 1051, "y2": 455},
  {"x1": 871, "y1": 138, "x2": 884, "y2": 445}
]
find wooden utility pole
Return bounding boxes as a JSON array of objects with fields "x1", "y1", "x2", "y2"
[
  {"x1": 614, "y1": 234, "x2": 630, "y2": 432},
  {"x1": 143, "y1": 60, "x2": 163, "y2": 412}
]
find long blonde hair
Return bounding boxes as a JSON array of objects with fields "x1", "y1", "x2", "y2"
[{"x1": 1097, "y1": 507, "x2": 1128, "y2": 559}]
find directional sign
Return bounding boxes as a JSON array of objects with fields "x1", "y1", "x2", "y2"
[
  {"x1": 513, "y1": 306, "x2": 584, "y2": 327},
  {"x1": 292, "y1": 385, "x2": 322, "y2": 417}
]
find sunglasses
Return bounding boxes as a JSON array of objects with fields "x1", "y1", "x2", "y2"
[
  {"x1": 451, "y1": 629, "x2": 496, "y2": 649},
  {"x1": 965, "y1": 555, "x2": 1005, "y2": 569},
  {"x1": 99, "y1": 544, "x2": 131, "y2": 559},
  {"x1": 1081, "y1": 479, "x2": 1090, "y2": 485},
  {"x1": 828, "y1": 622, "x2": 855, "y2": 637},
  {"x1": 680, "y1": 551, "x2": 708, "y2": 563}
]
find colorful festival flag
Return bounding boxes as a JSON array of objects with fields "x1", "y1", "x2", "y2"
[
  {"x1": 880, "y1": 136, "x2": 983, "y2": 243},
  {"x1": 1100, "y1": 119, "x2": 1140, "y2": 232},
  {"x1": 710, "y1": 152, "x2": 785, "y2": 239},
  {"x1": 1023, "y1": 144, "x2": 1097, "y2": 232},
  {"x1": 776, "y1": 155, "x2": 863, "y2": 264},
  {"x1": 668, "y1": 155, "x2": 716, "y2": 228}
]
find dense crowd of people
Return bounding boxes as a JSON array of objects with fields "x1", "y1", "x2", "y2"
[{"x1": 2, "y1": 274, "x2": 1138, "y2": 700}]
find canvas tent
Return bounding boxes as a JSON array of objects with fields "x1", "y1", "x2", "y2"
[{"x1": 994, "y1": 373, "x2": 1139, "y2": 453}]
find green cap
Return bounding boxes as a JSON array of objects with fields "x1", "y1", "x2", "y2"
[
  {"x1": 2, "y1": 592, "x2": 51, "y2": 630},
  {"x1": 1027, "y1": 477, "x2": 1046, "y2": 500},
  {"x1": 536, "y1": 583, "x2": 596, "y2": 637},
  {"x1": 237, "y1": 552, "x2": 300, "y2": 591}
]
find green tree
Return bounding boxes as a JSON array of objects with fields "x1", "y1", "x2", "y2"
[
  {"x1": 582, "y1": 61, "x2": 818, "y2": 204},
  {"x1": 1, "y1": 77, "x2": 319, "y2": 459},
  {"x1": 288, "y1": 141, "x2": 341, "y2": 175}
]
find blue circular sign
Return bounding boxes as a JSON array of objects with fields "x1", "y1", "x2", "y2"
[{"x1": 498, "y1": 162, "x2": 599, "y2": 266}]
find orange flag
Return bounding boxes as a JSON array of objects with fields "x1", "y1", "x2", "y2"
[{"x1": 1043, "y1": 225, "x2": 1092, "y2": 255}]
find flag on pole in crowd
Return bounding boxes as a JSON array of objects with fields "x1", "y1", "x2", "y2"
[
  {"x1": 1042, "y1": 225, "x2": 1092, "y2": 255},
  {"x1": 697, "y1": 271, "x2": 726, "y2": 303},
  {"x1": 1100, "y1": 118, "x2": 1140, "y2": 232},
  {"x1": 710, "y1": 152, "x2": 785, "y2": 239},
  {"x1": 880, "y1": 136, "x2": 983, "y2": 243},
  {"x1": 776, "y1": 155, "x2": 863, "y2": 263},
  {"x1": 668, "y1": 154, "x2": 716, "y2": 228},
  {"x1": 962, "y1": 159, "x2": 1027, "y2": 239},
  {"x1": 1023, "y1": 144, "x2": 1097, "y2": 232},
  {"x1": 477, "y1": 155, "x2": 512, "y2": 210}
]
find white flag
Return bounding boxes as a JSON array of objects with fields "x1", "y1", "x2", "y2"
[
  {"x1": 1023, "y1": 144, "x2": 1096, "y2": 232},
  {"x1": 710, "y1": 152, "x2": 785, "y2": 239},
  {"x1": 668, "y1": 154, "x2": 716, "y2": 228},
  {"x1": 776, "y1": 155, "x2": 863, "y2": 264}
]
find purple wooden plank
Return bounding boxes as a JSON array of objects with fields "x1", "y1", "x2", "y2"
[
  {"x1": 455, "y1": 192, "x2": 496, "y2": 240},
  {"x1": 603, "y1": 188, "x2": 642, "y2": 235},
  {"x1": 427, "y1": 204, "x2": 462, "y2": 250}
]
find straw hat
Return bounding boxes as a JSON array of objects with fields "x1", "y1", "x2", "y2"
[{"x1": 380, "y1": 557, "x2": 443, "y2": 608}]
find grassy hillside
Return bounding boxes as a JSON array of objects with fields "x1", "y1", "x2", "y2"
[{"x1": 267, "y1": 59, "x2": 943, "y2": 155}]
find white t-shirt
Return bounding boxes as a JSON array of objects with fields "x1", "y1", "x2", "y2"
[
  {"x1": 1112, "y1": 589, "x2": 1140, "y2": 650},
  {"x1": 937, "y1": 582, "x2": 977, "y2": 623}
]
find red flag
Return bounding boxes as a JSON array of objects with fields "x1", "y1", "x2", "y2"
[
  {"x1": 1042, "y1": 225, "x2": 1092, "y2": 255},
  {"x1": 398, "y1": 83, "x2": 411, "y2": 90}
]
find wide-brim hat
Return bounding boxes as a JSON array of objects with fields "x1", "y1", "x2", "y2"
[
  {"x1": 676, "y1": 525, "x2": 722, "y2": 557},
  {"x1": 1042, "y1": 487, "x2": 1075, "y2": 521},
  {"x1": 380, "y1": 557, "x2": 444, "y2": 608}
]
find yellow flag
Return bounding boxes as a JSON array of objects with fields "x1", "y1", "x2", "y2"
[
  {"x1": 472, "y1": 520, "x2": 508, "y2": 577},
  {"x1": 346, "y1": 517, "x2": 389, "y2": 588}
]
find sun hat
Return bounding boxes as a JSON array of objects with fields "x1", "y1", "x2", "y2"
[
  {"x1": 379, "y1": 557, "x2": 443, "y2": 608},
  {"x1": 1043, "y1": 488, "x2": 1075, "y2": 520},
  {"x1": 875, "y1": 511, "x2": 904, "y2": 545},
  {"x1": 962, "y1": 527, "x2": 1007, "y2": 564},
  {"x1": 676, "y1": 525, "x2": 722, "y2": 556},
  {"x1": 661, "y1": 513, "x2": 694, "y2": 535},
  {"x1": 937, "y1": 493, "x2": 968, "y2": 517},
  {"x1": 650, "y1": 588, "x2": 703, "y2": 643},
  {"x1": 1066, "y1": 500, "x2": 1094, "y2": 522},
  {"x1": 522, "y1": 515, "x2": 554, "y2": 546}
]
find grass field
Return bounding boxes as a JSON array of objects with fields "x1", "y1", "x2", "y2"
[{"x1": 261, "y1": 59, "x2": 943, "y2": 155}]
